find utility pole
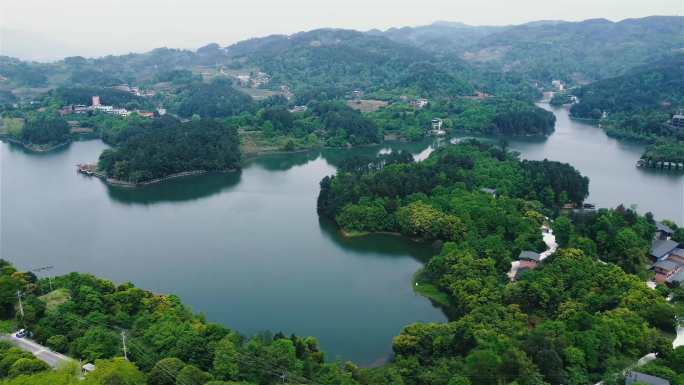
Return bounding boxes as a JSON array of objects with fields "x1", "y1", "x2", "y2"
[
  {"x1": 16, "y1": 291, "x2": 25, "y2": 328},
  {"x1": 121, "y1": 331, "x2": 128, "y2": 361}
]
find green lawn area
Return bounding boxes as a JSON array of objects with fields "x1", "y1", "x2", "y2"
[
  {"x1": 39, "y1": 288, "x2": 71, "y2": 311},
  {"x1": 413, "y1": 269, "x2": 452, "y2": 308},
  {"x1": 0, "y1": 117, "x2": 24, "y2": 137}
]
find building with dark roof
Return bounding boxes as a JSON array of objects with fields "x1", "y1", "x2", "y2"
[
  {"x1": 625, "y1": 371, "x2": 670, "y2": 385},
  {"x1": 652, "y1": 259, "x2": 683, "y2": 283},
  {"x1": 656, "y1": 221, "x2": 675, "y2": 240},
  {"x1": 518, "y1": 251, "x2": 541, "y2": 269},
  {"x1": 651, "y1": 239, "x2": 679, "y2": 261}
]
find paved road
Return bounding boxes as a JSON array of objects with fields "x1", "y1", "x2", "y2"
[{"x1": 1, "y1": 333, "x2": 72, "y2": 368}]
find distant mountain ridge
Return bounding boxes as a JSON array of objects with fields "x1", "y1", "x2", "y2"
[
  {"x1": 1, "y1": 15, "x2": 681, "y2": 100},
  {"x1": 378, "y1": 15, "x2": 684, "y2": 82}
]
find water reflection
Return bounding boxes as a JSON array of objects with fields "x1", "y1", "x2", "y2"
[
  {"x1": 245, "y1": 150, "x2": 320, "y2": 171},
  {"x1": 317, "y1": 217, "x2": 437, "y2": 262},
  {"x1": 105, "y1": 171, "x2": 243, "y2": 205}
]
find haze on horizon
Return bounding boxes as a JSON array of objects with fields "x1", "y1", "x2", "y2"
[{"x1": 1, "y1": 0, "x2": 682, "y2": 61}]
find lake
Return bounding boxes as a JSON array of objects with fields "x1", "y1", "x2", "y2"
[{"x1": 1, "y1": 104, "x2": 682, "y2": 365}]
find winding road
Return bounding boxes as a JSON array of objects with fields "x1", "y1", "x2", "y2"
[{"x1": 0, "y1": 333, "x2": 72, "y2": 368}]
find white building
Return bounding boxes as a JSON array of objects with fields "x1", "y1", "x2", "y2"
[
  {"x1": 431, "y1": 118, "x2": 443, "y2": 131},
  {"x1": 93, "y1": 105, "x2": 113, "y2": 112},
  {"x1": 551, "y1": 80, "x2": 564, "y2": 91},
  {"x1": 112, "y1": 108, "x2": 130, "y2": 117},
  {"x1": 410, "y1": 98, "x2": 429, "y2": 109}
]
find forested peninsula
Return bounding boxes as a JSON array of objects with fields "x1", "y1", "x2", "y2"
[{"x1": 568, "y1": 55, "x2": 684, "y2": 167}]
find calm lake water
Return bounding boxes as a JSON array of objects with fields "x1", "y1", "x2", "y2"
[{"x1": 1, "y1": 105, "x2": 682, "y2": 365}]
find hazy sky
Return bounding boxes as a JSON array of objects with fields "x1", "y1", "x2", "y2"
[{"x1": 2, "y1": 0, "x2": 682, "y2": 59}]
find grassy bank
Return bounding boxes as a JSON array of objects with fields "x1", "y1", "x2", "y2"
[{"x1": 412, "y1": 269, "x2": 452, "y2": 309}]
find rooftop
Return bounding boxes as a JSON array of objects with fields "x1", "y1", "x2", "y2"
[
  {"x1": 656, "y1": 221, "x2": 675, "y2": 234},
  {"x1": 652, "y1": 259, "x2": 681, "y2": 271},
  {"x1": 625, "y1": 371, "x2": 670, "y2": 385},
  {"x1": 651, "y1": 239, "x2": 679, "y2": 259},
  {"x1": 519, "y1": 251, "x2": 541, "y2": 262}
]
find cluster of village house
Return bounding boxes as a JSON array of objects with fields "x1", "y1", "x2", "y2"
[
  {"x1": 59, "y1": 95, "x2": 164, "y2": 119},
  {"x1": 510, "y1": 221, "x2": 684, "y2": 285},
  {"x1": 236, "y1": 72, "x2": 271, "y2": 88},
  {"x1": 650, "y1": 222, "x2": 684, "y2": 285}
]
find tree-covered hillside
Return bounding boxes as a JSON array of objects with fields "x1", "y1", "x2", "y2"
[
  {"x1": 570, "y1": 55, "x2": 684, "y2": 122},
  {"x1": 380, "y1": 16, "x2": 683, "y2": 85},
  {"x1": 225, "y1": 29, "x2": 474, "y2": 98},
  {"x1": 462, "y1": 16, "x2": 684, "y2": 83},
  {"x1": 569, "y1": 54, "x2": 684, "y2": 164},
  {"x1": 373, "y1": 21, "x2": 506, "y2": 55}
]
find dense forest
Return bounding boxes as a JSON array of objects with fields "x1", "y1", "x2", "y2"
[
  {"x1": 3, "y1": 112, "x2": 71, "y2": 147},
  {"x1": 172, "y1": 78, "x2": 254, "y2": 118},
  {"x1": 570, "y1": 56, "x2": 684, "y2": 124},
  {"x1": 97, "y1": 116, "x2": 241, "y2": 183},
  {"x1": 368, "y1": 98, "x2": 555, "y2": 139},
  {"x1": 378, "y1": 17, "x2": 684, "y2": 84},
  {"x1": 318, "y1": 141, "x2": 588, "y2": 224},
  {"x1": 315, "y1": 143, "x2": 682, "y2": 385},
  {"x1": 225, "y1": 29, "x2": 474, "y2": 98}
]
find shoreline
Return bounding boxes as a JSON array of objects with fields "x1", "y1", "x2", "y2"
[
  {"x1": 99, "y1": 169, "x2": 238, "y2": 188},
  {"x1": 1, "y1": 136, "x2": 71, "y2": 153}
]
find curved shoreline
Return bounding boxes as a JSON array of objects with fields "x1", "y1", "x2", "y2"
[
  {"x1": 1, "y1": 136, "x2": 71, "y2": 153},
  {"x1": 99, "y1": 169, "x2": 238, "y2": 188}
]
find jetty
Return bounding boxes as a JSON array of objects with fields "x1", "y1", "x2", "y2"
[
  {"x1": 636, "y1": 159, "x2": 684, "y2": 170},
  {"x1": 76, "y1": 164, "x2": 105, "y2": 178}
]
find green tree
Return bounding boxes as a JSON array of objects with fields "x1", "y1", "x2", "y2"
[
  {"x1": 553, "y1": 216, "x2": 573, "y2": 247},
  {"x1": 46, "y1": 335, "x2": 69, "y2": 353},
  {"x1": 83, "y1": 358, "x2": 146, "y2": 385},
  {"x1": 213, "y1": 335, "x2": 239, "y2": 380},
  {"x1": 176, "y1": 365, "x2": 213, "y2": 385},
  {"x1": 7, "y1": 358, "x2": 49, "y2": 377},
  {"x1": 149, "y1": 357, "x2": 186, "y2": 385}
]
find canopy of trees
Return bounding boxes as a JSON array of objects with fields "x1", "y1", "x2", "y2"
[
  {"x1": 19, "y1": 113, "x2": 70, "y2": 145},
  {"x1": 318, "y1": 141, "x2": 588, "y2": 223},
  {"x1": 173, "y1": 78, "x2": 253, "y2": 118},
  {"x1": 98, "y1": 116, "x2": 241, "y2": 183}
]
